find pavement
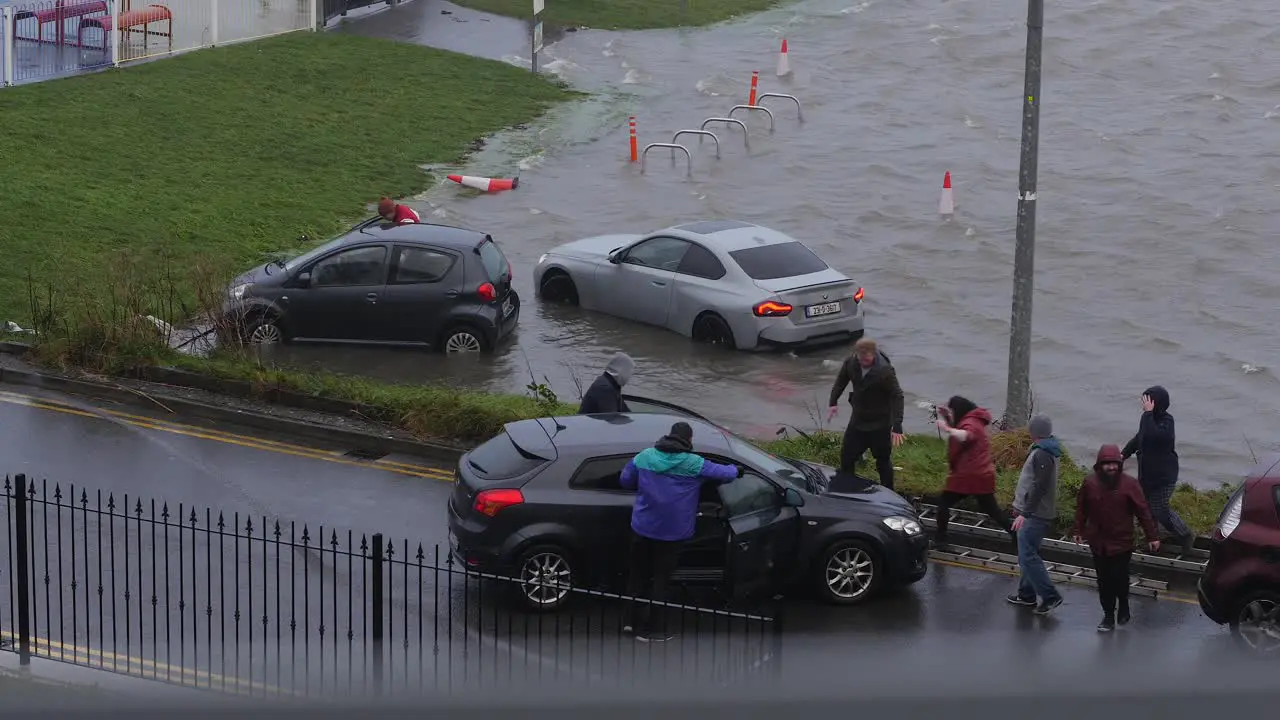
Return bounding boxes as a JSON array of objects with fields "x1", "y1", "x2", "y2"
[{"x1": 0, "y1": 384, "x2": 1237, "y2": 698}]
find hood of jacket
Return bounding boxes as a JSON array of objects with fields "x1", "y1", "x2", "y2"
[
  {"x1": 604, "y1": 352, "x2": 635, "y2": 387},
  {"x1": 1032, "y1": 435, "x2": 1063, "y2": 458},
  {"x1": 958, "y1": 407, "x2": 993, "y2": 429},
  {"x1": 1144, "y1": 385, "x2": 1170, "y2": 416},
  {"x1": 633, "y1": 440, "x2": 705, "y2": 477},
  {"x1": 1094, "y1": 444, "x2": 1124, "y2": 468}
]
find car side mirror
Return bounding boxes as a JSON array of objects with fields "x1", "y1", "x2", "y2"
[
  {"x1": 782, "y1": 487, "x2": 805, "y2": 508},
  {"x1": 294, "y1": 271, "x2": 312, "y2": 288},
  {"x1": 607, "y1": 248, "x2": 622, "y2": 264}
]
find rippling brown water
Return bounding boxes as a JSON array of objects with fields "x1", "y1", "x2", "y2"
[{"x1": 317, "y1": 0, "x2": 1280, "y2": 488}]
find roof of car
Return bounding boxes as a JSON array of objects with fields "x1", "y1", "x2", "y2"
[
  {"x1": 510, "y1": 412, "x2": 735, "y2": 457},
  {"x1": 668, "y1": 221, "x2": 799, "y2": 252},
  {"x1": 354, "y1": 219, "x2": 490, "y2": 248}
]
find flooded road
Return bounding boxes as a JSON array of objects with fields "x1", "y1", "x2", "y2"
[{"x1": 321, "y1": 0, "x2": 1280, "y2": 487}]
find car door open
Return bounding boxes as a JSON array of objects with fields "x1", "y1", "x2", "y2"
[{"x1": 720, "y1": 472, "x2": 802, "y2": 604}]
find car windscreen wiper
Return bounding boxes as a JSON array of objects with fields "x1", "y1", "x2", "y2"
[{"x1": 782, "y1": 458, "x2": 818, "y2": 493}]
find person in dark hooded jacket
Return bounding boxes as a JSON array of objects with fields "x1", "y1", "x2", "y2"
[
  {"x1": 1073, "y1": 444, "x2": 1160, "y2": 632},
  {"x1": 618, "y1": 422, "x2": 741, "y2": 642},
  {"x1": 932, "y1": 396, "x2": 1014, "y2": 546},
  {"x1": 1121, "y1": 386, "x2": 1193, "y2": 555},
  {"x1": 578, "y1": 353, "x2": 633, "y2": 415}
]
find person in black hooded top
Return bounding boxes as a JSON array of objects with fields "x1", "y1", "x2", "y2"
[{"x1": 1121, "y1": 386, "x2": 1194, "y2": 555}]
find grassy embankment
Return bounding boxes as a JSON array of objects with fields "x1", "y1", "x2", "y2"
[
  {"x1": 450, "y1": 0, "x2": 785, "y2": 30},
  {"x1": 0, "y1": 31, "x2": 1232, "y2": 534}
]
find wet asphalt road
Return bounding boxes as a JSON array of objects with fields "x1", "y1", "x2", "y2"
[{"x1": 0, "y1": 385, "x2": 1236, "y2": 694}]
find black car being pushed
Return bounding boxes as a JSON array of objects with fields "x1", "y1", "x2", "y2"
[{"x1": 447, "y1": 402, "x2": 928, "y2": 613}]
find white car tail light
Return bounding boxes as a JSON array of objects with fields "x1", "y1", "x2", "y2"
[{"x1": 1217, "y1": 491, "x2": 1244, "y2": 538}]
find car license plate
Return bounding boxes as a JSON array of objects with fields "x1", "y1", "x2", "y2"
[
  {"x1": 805, "y1": 301, "x2": 841, "y2": 318},
  {"x1": 502, "y1": 297, "x2": 514, "y2": 317}
]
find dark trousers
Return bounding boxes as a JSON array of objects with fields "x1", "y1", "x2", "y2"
[
  {"x1": 1143, "y1": 484, "x2": 1191, "y2": 539},
  {"x1": 623, "y1": 531, "x2": 683, "y2": 634},
  {"x1": 936, "y1": 491, "x2": 1013, "y2": 539},
  {"x1": 840, "y1": 424, "x2": 894, "y2": 490},
  {"x1": 1092, "y1": 551, "x2": 1132, "y2": 619}
]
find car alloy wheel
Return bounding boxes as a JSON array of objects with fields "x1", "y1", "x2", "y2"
[
  {"x1": 693, "y1": 314, "x2": 734, "y2": 347},
  {"x1": 247, "y1": 321, "x2": 282, "y2": 345},
  {"x1": 1234, "y1": 595, "x2": 1280, "y2": 654},
  {"x1": 826, "y1": 545, "x2": 875, "y2": 601},
  {"x1": 445, "y1": 331, "x2": 483, "y2": 354},
  {"x1": 518, "y1": 551, "x2": 572, "y2": 608}
]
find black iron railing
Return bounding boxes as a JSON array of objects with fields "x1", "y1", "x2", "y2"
[{"x1": 1, "y1": 474, "x2": 780, "y2": 696}]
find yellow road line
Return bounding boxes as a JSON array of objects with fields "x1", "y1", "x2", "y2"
[
  {"x1": 932, "y1": 558, "x2": 1201, "y2": 605},
  {"x1": 0, "y1": 390, "x2": 453, "y2": 482}
]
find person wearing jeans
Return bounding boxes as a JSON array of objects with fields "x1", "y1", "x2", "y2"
[
  {"x1": 1007, "y1": 415, "x2": 1064, "y2": 615},
  {"x1": 618, "y1": 422, "x2": 741, "y2": 642},
  {"x1": 1073, "y1": 444, "x2": 1161, "y2": 632}
]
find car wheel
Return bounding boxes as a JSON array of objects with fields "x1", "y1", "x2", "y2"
[
  {"x1": 1230, "y1": 590, "x2": 1280, "y2": 654},
  {"x1": 513, "y1": 545, "x2": 575, "y2": 613},
  {"x1": 243, "y1": 314, "x2": 284, "y2": 345},
  {"x1": 539, "y1": 270, "x2": 579, "y2": 305},
  {"x1": 440, "y1": 325, "x2": 491, "y2": 354},
  {"x1": 816, "y1": 539, "x2": 881, "y2": 606},
  {"x1": 692, "y1": 313, "x2": 736, "y2": 348}
]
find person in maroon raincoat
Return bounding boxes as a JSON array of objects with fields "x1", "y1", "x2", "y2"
[
  {"x1": 1073, "y1": 444, "x2": 1161, "y2": 633},
  {"x1": 933, "y1": 396, "x2": 1014, "y2": 546}
]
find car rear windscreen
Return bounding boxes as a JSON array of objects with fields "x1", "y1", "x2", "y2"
[
  {"x1": 465, "y1": 431, "x2": 547, "y2": 483},
  {"x1": 477, "y1": 240, "x2": 510, "y2": 283},
  {"x1": 728, "y1": 242, "x2": 829, "y2": 280}
]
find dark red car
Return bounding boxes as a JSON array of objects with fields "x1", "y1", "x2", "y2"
[{"x1": 1198, "y1": 452, "x2": 1280, "y2": 653}]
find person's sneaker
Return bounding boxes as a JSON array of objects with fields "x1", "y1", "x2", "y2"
[
  {"x1": 635, "y1": 632, "x2": 674, "y2": 643},
  {"x1": 1097, "y1": 617, "x2": 1115, "y2": 633},
  {"x1": 1006, "y1": 594, "x2": 1038, "y2": 607},
  {"x1": 1117, "y1": 609, "x2": 1131, "y2": 627},
  {"x1": 622, "y1": 624, "x2": 634, "y2": 634},
  {"x1": 1034, "y1": 596, "x2": 1064, "y2": 615}
]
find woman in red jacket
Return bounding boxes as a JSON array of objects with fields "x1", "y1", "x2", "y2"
[
  {"x1": 933, "y1": 396, "x2": 1014, "y2": 547},
  {"x1": 1073, "y1": 444, "x2": 1161, "y2": 632}
]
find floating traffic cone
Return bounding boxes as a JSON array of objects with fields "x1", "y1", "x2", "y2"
[
  {"x1": 939, "y1": 171, "x2": 955, "y2": 217},
  {"x1": 448, "y1": 174, "x2": 519, "y2": 192},
  {"x1": 748, "y1": 70, "x2": 759, "y2": 106},
  {"x1": 776, "y1": 38, "x2": 791, "y2": 77}
]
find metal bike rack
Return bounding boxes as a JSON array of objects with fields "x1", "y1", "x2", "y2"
[
  {"x1": 700, "y1": 117, "x2": 749, "y2": 149},
  {"x1": 672, "y1": 130, "x2": 721, "y2": 159},
  {"x1": 756, "y1": 92, "x2": 803, "y2": 121},
  {"x1": 728, "y1": 104, "x2": 774, "y2": 132},
  {"x1": 640, "y1": 142, "x2": 692, "y2": 176}
]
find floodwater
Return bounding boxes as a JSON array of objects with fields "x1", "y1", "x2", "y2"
[{"x1": 312, "y1": 0, "x2": 1280, "y2": 488}]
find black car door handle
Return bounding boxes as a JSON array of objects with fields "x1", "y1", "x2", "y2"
[
  {"x1": 651, "y1": 281, "x2": 666, "y2": 287},
  {"x1": 366, "y1": 293, "x2": 378, "y2": 303},
  {"x1": 446, "y1": 290, "x2": 460, "y2": 298}
]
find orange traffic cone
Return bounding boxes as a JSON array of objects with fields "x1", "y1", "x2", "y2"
[
  {"x1": 448, "y1": 174, "x2": 519, "y2": 192},
  {"x1": 776, "y1": 38, "x2": 791, "y2": 77},
  {"x1": 939, "y1": 171, "x2": 955, "y2": 217}
]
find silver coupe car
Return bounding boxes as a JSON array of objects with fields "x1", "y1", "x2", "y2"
[{"x1": 532, "y1": 220, "x2": 866, "y2": 351}]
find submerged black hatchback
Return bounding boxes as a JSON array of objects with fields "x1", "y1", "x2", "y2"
[
  {"x1": 447, "y1": 397, "x2": 929, "y2": 612},
  {"x1": 222, "y1": 218, "x2": 519, "y2": 353}
]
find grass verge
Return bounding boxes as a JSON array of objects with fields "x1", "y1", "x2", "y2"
[
  {"x1": 762, "y1": 430, "x2": 1234, "y2": 538},
  {"x1": 450, "y1": 0, "x2": 784, "y2": 30},
  {"x1": 0, "y1": 31, "x2": 576, "y2": 323}
]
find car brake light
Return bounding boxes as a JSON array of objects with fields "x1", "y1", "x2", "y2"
[
  {"x1": 473, "y1": 488, "x2": 524, "y2": 517},
  {"x1": 1217, "y1": 492, "x2": 1243, "y2": 538},
  {"x1": 853, "y1": 287, "x2": 865, "y2": 303},
  {"x1": 477, "y1": 282, "x2": 497, "y2": 302},
  {"x1": 753, "y1": 300, "x2": 793, "y2": 317}
]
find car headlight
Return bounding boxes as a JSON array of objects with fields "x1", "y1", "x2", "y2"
[
  {"x1": 883, "y1": 516, "x2": 922, "y2": 535},
  {"x1": 229, "y1": 284, "x2": 250, "y2": 301},
  {"x1": 537, "y1": 253, "x2": 547, "y2": 265}
]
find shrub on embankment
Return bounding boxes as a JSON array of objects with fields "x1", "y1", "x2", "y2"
[
  {"x1": 0, "y1": 31, "x2": 576, "y2": 323},
  {"x1": 450, "y1": 0, "x2": 786, "y2": 30}
]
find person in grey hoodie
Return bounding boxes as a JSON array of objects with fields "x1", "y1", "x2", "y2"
[
  {"x1": 578, "y1": 353, "x2": 633, "y2": 414},
  {"x1": 1006, "y1": 415, "x2": 1064, "y2": 615}
]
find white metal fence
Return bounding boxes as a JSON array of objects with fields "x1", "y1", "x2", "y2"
[{"x1": 0, "y1": 0, "x2": 384, "y2": 86}]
